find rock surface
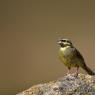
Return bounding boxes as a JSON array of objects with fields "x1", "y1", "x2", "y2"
[{"x1": 17, "y1": 74, "x2": 95, "y2": 95}]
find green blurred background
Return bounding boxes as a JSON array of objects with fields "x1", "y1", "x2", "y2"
[{"x1": 1, "y1": 0, "x2": 95, "y2": 95}]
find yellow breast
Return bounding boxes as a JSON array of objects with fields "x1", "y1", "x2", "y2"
[{"x1": 58, "y1": 46, "x2": 75, "y2": 67}]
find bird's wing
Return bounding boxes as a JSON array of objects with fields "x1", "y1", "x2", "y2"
[{"x1": 72, "y1": 48, "x2": 85, "y2": 64}]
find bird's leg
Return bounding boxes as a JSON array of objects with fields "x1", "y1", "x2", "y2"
[
  {"x1": 67, "y1": 67, "x2": 71, "y2": 75},
  {"x1": 76, "y1": 66, "x2": 79, "y2": 75},
  {"x1": 75, "y1": 66, "x2": 79, "y2": 76}
]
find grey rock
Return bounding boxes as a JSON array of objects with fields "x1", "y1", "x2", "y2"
[{"x1": 16, "y1": 74, "x2": 95, "y2": 95}]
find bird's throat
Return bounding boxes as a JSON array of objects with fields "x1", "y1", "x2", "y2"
[{"x1": 60, "y1": 46, "x2": 70, "y2": 52}]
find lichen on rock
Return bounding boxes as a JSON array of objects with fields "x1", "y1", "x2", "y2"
[{"x1": 16, "y1": 74, "x2": 95, "y2": 95}]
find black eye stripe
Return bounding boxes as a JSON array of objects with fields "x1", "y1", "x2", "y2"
[
  {"x1": 61, "y1": 40, "x2": 66, "y2": 42},
  {"x1": 61, "y1": 40, "x2": 71, "y2": 43},
  {"x1": 60, "y1": 39, "x2": 72, "y2": 44}
]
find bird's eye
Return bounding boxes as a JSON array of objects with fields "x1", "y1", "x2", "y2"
[
  {"x1": 61, "y1": 40, "x2": 66, "y2": 42},
  {"x1": 67, "y1": 40, "x2": 69, "y2": 43}
]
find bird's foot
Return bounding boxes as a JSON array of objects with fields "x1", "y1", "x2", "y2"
[
  {"x1": 74, "y1": 72, "x2": 78, "y2": 77},
  {"x1": 66, "y1": 72, "x2": 71, "y2": 75}
]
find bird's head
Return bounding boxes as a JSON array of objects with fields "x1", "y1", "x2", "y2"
[{"x1": 58, "y1": 38, "x2": 73, "y2": 47}]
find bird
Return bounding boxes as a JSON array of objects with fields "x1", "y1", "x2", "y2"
[{"x1": 58, "y1": 38, "x2": 95, "y2": 75}]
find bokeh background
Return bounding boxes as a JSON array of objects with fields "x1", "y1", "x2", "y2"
[{"x1": 1, "y1": 0, "x2": 95, "y2": 95}]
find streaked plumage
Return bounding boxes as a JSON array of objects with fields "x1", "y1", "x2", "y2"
[{"x1": 58, "y1": 38, "x2": 95, "y2": 75}]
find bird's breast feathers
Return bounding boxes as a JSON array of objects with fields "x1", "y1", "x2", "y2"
[
  {"x1": 59, "y1": 46, "x2": 78, "y2": 67},
  {"x1": 59, "y1": 46, "x2": 73, "y2": 57}
]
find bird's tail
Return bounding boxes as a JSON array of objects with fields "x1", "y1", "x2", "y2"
[{"x1": 83, "y1": 65, "x2": 95, "y2": 75}]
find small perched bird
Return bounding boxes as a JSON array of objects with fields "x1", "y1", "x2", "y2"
[{"x1": 58, "y1": 38, "x2": 95, "y2": 75}]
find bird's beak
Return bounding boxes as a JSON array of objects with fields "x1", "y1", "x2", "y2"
[{"x1": 57, "y1": 41, "x2": 62, "y2": 44}]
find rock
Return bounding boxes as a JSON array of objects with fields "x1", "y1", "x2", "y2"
[{"x1": 16, "y1": 74, "x2": 95, "y2": 95}]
